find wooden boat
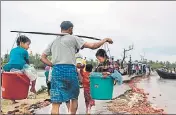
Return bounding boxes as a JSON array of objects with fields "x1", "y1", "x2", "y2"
[{"x1": 156, "y1": 69, "x2": 176, "y2": 79}]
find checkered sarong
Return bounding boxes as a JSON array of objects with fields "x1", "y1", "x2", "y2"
[{"x1": 50, "y1": 64, "x2": 79, "y2": 103}]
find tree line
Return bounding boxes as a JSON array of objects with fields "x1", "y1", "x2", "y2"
[{"x1": 1, "y1": 53, "x2": 176, "y2": 70}]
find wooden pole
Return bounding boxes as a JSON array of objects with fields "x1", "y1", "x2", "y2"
[{"x1": 10, "y1": 31, "x2": 101, "y2": 41}]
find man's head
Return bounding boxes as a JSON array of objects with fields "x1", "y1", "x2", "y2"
[{"x1": 60, "y1": 21, "x2": 74, "y2": 35}]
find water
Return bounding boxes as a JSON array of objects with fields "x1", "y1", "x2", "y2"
[
  {"x1": 36, "y1": 70, "x2": 47, "y2": 91},
  {"x1": 137, "y1": 73, "x2": 176, "y2": 114}
]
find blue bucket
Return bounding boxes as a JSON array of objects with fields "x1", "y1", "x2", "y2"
[{"x1": 90, "y1": 72, "x2": 114, "y2": 100}]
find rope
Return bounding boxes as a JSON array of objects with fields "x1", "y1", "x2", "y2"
[
  {"x1": 11, "y1": 33, "x2": 21, "y2": 51},
  {"x1": 105, "y1": 42, "x2": 115, "y2": 72},
  {"x1": 99, "y1": 42, "x2": 115, "y2": 72}
]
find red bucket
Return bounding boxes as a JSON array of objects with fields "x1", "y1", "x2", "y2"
[{"x1": 2, "y1": 72, "x2": 30, "y2": 100}]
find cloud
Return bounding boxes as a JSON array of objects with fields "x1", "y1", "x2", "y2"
[
  {"x1": 1, "y1": 1, "x2": 176, "y2": 62},
  {"x1": 143, "y1": 46, "x2": 176, "y2": 56}
]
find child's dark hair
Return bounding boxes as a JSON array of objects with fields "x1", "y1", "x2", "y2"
[
  {"x1": 16, "y1": 35, "x2": 31, "y2": 46},
  {"x1": 86, "y1": 64, "x2": 93, "y2": 72},
  {"x1": 96, "y1": 49, "x2": 108, "y2": 58}
]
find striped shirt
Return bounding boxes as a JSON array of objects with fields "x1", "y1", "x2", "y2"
[{"x1": 94, "y1": 59, "x2": 115, "y2": 73}]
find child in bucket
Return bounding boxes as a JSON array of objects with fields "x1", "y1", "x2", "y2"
[
  {"x1": 3, "y1": 35, "x2": 37, "y2": 103},
  {"x1": 95, "y1": 49, "x2": 114, "y2": 77},
  {"x1": 80, "y1": 64, "x2": 95, "y2": 114},
  {"x1": 95, "y1": 49, "x2": 123, "y2": 84}
]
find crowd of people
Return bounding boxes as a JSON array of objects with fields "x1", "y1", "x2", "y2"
[
  {"x1": 2, "y1": 21, "x2": 124, "y2": 114},
  {"x1": 161, "y1": 67, "x2": 176, "y2": 73},
  {"x1": 129, "y1": 63, "x2": 151, "y2": 76}
]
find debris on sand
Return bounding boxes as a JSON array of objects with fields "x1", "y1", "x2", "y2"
[{"x1": 107, "y1": 77, "x2": 166, "y2": 114}]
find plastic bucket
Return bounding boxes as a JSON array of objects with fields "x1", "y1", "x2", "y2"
[
  {"x1": 90, "y1": 72, "x2": 114, "y2": 100},
  {"x1": 2, "y1": 72, "x2": 30, "y2": 100}
]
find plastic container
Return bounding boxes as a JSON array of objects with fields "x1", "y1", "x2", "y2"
[
  {"x1": 2, "y1": 72, "x2": 30, "y2": 100},
  {"x1": 90, "y1": 72, "x2": 114, "y2": 100}
]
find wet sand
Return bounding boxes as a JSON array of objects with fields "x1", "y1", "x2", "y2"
[{"x1": 107, "y1": 76, "x2": 166, "y2": 114}]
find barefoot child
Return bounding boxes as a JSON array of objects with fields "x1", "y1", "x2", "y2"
[
  {"x1": 80, "y1": 64, "x2": 95, "y2": 114},
  {"x1": 3, "y1": 35, "x2": 37, "y2": 103}
]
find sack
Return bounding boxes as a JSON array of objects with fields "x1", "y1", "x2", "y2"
[{"x1": 23, "y1": 64, "x2": 38, "y2": 81}]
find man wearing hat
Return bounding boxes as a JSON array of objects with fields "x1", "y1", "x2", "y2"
[{"x1": 41, "y1": 21, "x2": 113, "y2": 114}]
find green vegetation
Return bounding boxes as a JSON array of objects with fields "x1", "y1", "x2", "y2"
[
  {"x1": 148, "y1": 60, "x2": 176, "y2": 69},
  {"x1": 1, "y1": 53, "x2": 51, "y2": 69},
  {"x1": 1, "y1": 53, "x2": 176, "y2": 70}
]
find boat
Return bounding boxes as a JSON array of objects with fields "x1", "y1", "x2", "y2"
[{"x1": 156, "y1": 69, "x2": 176, "y2": 79}]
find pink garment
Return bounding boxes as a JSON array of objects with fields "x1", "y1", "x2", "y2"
[
  {"x1": 136, "y1": 65, "x2": 139, "y2": 70},
  {"x1": 45, "y1": 66, "x2": 50, "y2": 71}
]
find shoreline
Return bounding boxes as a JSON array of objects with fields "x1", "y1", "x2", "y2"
[{"x1": 107, "y1": 76, "x2": 166, "y2": 114}]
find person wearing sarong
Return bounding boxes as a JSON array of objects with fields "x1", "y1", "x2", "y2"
[{"x1": 40, "y1": 21, "x2": 113, "y2": 114}]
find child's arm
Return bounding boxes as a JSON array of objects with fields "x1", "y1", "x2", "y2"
[
  {"x1": 24, "y1": 50, "x2": 29, "y2": 64},
  {"x1": 102, "y1": 72, "x2": 111, "y2": 78},
  {"x1": 25, "y1": 59, "x2": 29, "y2": 64},
  {"x1": 102, "y1": 61, "x2": 114, "y2": 78}
]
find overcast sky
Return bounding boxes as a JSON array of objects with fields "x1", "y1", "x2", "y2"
[{"x1": 1, "y1": 1, "x2": 176, "y2": 62}]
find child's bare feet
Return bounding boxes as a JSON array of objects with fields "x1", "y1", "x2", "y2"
[
  {"x1": 86, "y1": 108, "x2": 88, "y2": 114},
  {"x1": 86, "y1": 107, "x2": 91, "y2": 115},
  {"x1": 30, "y1": 87, "x2": 36, "y2": 94},
  {"x1": 11, "y1": 100, "x2": 18, "y2": 104}
]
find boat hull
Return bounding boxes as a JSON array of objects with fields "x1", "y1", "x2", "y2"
[{"x1": 156, "y1": 69, "x2": 176, "y2": 79}]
